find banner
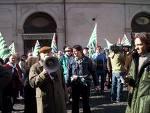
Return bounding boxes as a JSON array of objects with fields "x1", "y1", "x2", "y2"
[{"x1": 87, "y1": 23, "x2": 97, "y2": 57}]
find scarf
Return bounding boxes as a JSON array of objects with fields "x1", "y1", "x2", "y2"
[{"x1": 7, "y1": 62, "x2": 17, "y2": 73}]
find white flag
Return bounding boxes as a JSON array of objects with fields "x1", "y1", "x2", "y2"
[
  {"x1": 104, "y1": 38, "x2": 113, "y2": 49},
  {"x1": 116, "y1": 38, "x2": 121, "y2": 45},
  {"x1": 33, "y1": 40, "x2": 40, "y2": 56},
  {"x1": 121, "y1": 34, "x2": 131, "y2": 46}
]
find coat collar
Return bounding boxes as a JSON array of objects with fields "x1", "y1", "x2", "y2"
[{"x1": 136, "y1": 53, "x2": 150, "y2": 82}]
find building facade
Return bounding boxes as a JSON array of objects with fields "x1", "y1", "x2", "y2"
[{"x1": 0, "y1": 0, "x2": 150, "y2": 55}]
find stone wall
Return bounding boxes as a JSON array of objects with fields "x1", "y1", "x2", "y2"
[{"x1": 0, "y1": 0, "x2": 150, "y2": 54}]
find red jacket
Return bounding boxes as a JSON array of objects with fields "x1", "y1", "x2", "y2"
[{"x1": 3, "y1": 63, "x2": 23, "y2": 89}]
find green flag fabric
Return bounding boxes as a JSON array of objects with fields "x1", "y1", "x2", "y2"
[
  {"x1": 0, "y1": 32, "x2": 11, "y2": 60},
  {"x1": 87, "y1": 23, "x2": 97, "y2": 57},
  {"x1": 9, "y1": 42, "x2": 16, "y2": 54},
  {"x1": 33, "y1": 40, "x2": 40, "y2": 56},
  {"x1": 121, "y1": 34, "x2": 131, "y2": 46},
  {"x1": 51, "y1": 33, "x2": 58, "y2": 53}
]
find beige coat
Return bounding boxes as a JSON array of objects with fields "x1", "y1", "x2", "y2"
[{"x1": 29, "y1": 61, "x2": 66, "y2": 113}]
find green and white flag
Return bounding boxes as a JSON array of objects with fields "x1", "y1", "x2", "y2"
[
  {"x1": 9, "y1": 42, "x2": 16, "y2": 54},
  {"x1": 87, "y1": 23, "x2": 97, "y2": 57},
  {"x1": 0, "y1": 32, "x2": 11, "y2": 60},
  {"x1": 51, "y1": 33, "x2": 58, "y2": 53},
  {"x1": 33, "y1": 40, "x2": 40, "y2": 56},
  {"x1": 121, "y1": 34, "x2": 131, "y2": 46}
]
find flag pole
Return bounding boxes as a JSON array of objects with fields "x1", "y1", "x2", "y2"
[
  {"x1": 93, "y1": 18, "x2": 97, "y2": 47},
  {"x1": 96, "y1": 22, "x2": 98, "y2": 47}
]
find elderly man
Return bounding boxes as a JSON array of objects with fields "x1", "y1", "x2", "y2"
[
  {"x1": 29, "y1": 46, "x2": 66, "y2": 113},
  {"x1": 3, "y1": 54, "x2": 23, "y2": 112}
]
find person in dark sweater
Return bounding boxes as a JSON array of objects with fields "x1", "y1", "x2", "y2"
[
  {"x1": 24, "y1": 56, "x2": 38, "y2": 113},
  {"x1": 67, "y1": 45, "x2": 99, "y2": 113}
]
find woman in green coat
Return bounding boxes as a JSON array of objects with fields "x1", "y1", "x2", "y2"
[{"x1": 125, "y1": 32, "x2": 150, "y2": 113}]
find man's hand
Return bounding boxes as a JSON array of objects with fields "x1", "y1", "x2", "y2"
[
  {"x1": 71, "y1": 75, "x2": 78, "y2": 81},
  {"x1": 95, "y1": 85, "x2": 100, "y2": 91},
  {"x1": 42, "y1": 68, "x2": 49, "y2": 77},
  {"x1": 67, "y1": 86, "x2": 72, "y2": 93},
  {"x1": 42, "y1": 68, "x2": 47, "y2": 73}
]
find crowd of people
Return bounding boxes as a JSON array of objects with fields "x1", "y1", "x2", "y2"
[{"x1": 0, "y1": 32, "x2": 149, "y2": 113}]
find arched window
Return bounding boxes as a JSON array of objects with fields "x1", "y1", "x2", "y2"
[{"x1": 24, "y1": 12, "x2": 57, "y2": 33}]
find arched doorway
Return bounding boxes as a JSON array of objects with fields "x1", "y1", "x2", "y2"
[{"x1": 23, "y1": 12, "x2": 57, "y2": 54}]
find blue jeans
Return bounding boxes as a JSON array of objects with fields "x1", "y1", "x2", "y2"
[{"x1": 111, "y1": 72, "x2": 124, "y2": 102}]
